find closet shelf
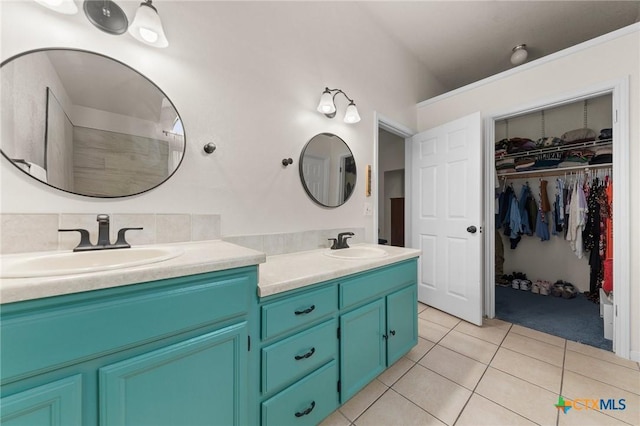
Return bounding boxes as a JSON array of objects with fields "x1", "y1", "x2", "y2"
[
  {"x1": 497, "y1": 162, "x2": 612, "y2": 179},
  {"x1": 497, "y1": 138, "x2": 612, "y2": 160}
]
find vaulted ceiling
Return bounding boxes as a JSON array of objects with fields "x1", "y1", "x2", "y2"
[{"x1": 358, "y1": 1, "x2": 640, "y2": 91}]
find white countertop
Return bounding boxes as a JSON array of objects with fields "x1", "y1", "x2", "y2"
[
  {"x1": 257, "y1": 244, "x2": 421, "y2": 298},
  {"x1": 0, "y1": 240, "x2": 266, "y2": 304},
  {"x1": 1, "y1": 241, "x2": 421, "y2": 304}
]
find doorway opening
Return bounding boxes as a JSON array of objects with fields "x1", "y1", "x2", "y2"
[
  {"x1": 484, "y1": 79, "x2": 630, "y2": 358},
  {"x1": 373, "y1": 114, "x2": 415, "y2": 248}
]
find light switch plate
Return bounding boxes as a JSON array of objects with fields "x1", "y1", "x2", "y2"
[{"x1": 364, "y1": 202, "x2": 373, "y2": 216}]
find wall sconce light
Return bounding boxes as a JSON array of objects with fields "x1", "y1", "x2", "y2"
[
  {"x1": 317, "y1": 87, "x2": 361, "y2": 124},
  {"x1": 34, "y1": 0, "x2": 168, "y2": 48},
  {"x1": 510, "y1": 44, "x2": 528, "y2": 66},
  {"x1": 128, "y1": 0, "x2": 168, "y2": 48}
]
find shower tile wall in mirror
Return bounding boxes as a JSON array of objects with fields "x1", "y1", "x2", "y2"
[{"x1": 0, "y1": 49, "x2": 185, "y2": 198}]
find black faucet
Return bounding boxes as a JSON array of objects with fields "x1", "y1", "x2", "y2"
[
  {"x1": 328, "y1": 232, "x2": 355, "y2": 250},
  {"x1": 59, "y1": 214, "x2": 143, "y2": 252}
]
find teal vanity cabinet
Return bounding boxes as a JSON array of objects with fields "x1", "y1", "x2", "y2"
[
  {"x1": 339, "y1": 259, "x2": 418, "y2": 402},
  {"x1": 258, "y1": 284, "x2": 340, "y2": 426},
  {"x1": 0, "y1": 266, "x2": 257, "y2": 426},
  {"x1": 256, "y1": 257, "x2": 418, "y2": 424}
]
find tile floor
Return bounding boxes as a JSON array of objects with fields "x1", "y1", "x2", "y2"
[{"x1": 320, "y1": 302, "x2": 640, "y2": 426}]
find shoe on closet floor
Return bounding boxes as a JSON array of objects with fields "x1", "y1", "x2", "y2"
[
  {"x1": 539, "y1": 281, "x2": 552, "y2": 296},
  {"x1": 511, "y1": 279, "x2": 521, "y2": 289},
  {"x1": 562, "y1": 283, "x2": 578, "y2": 299},
  {"x1": 495, "y1": 275, "x2": 511, "y2": 286},
  {"x1": 519, "y1": 279, "x2": 532, "y2": 291},
  {"x1": 531, "y1": 280, "x2": 541, "y2": 294},
  {"x1": 551, "y1": 281, "x2": 565, "y2": 297}
]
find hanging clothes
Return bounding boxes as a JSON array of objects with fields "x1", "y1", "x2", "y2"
[
  {"x1": 508, "y1": 196, "x2": 523, "y2": 249},
  {"x1": 585, "y1": 178, "x2": 602, "y2": 294},
  {"x1": 535, "y1": 180, "x2": 550, "y2": 241},
  {"x1": 553, "y1": 178, "x2": 564, "y2": 235},
  {"x1": 566, "y1": 180, "x2": 587, "y2": 258},
  {"x1": 518, "y1": 183, "x2": 532, "y2": 235}
]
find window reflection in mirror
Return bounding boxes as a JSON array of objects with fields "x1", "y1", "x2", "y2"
[
  {"x1": 299, "y1": 133, "x2": 356, "y2": 207},
  {"x1": 0, "y1": 49, "x2": 185, "y2": 198}
]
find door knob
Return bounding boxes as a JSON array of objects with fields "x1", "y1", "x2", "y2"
[{"x1": 466, "y1": 226, "x2": 477, "y2": 234}]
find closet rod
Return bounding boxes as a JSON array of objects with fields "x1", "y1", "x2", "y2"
[{"x1": 497, "y1": 163, "x2": 612, "y2": 179}]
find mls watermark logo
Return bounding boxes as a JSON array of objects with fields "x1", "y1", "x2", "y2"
[{"x1": 555, "y1": 396, "x2": 626, "y2": 414}]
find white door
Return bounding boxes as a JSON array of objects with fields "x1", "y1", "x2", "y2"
[
  {"x1": 410, "y1": 112, "x2": 483, "y2": 325},
  {"x1": 302, "y1": 155, "x2": 329, "y2": 205}
]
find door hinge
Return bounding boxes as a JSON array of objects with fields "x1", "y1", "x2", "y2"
[
  {"x1": 337, "y1": 380, "x2": 341, "y2": 393},
  {"x1": 248, "y1": 335, "x2": 251, "y2": 351},
  {"x1": 337, "y1": 327, "x2": 341, "y2": 339},
  {"x1": 615, "y1": 109, "x2": 618, "y2": 123}
]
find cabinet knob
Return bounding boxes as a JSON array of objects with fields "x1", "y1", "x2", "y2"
[{"x1": 389, "y1": 330, "x2": 396, "y2": 336}]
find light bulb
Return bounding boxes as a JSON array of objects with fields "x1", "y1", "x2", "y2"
[
  {"x1": 139, "y1": 27, "x2": 159, "y2": 43},
  {"x1": 35, "y1": 0, "x2": 78, "y2": 14}
]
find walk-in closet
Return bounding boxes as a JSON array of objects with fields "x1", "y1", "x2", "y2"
[{"x1": 494, "y1": 94, "x2": 613, "y2": 351}]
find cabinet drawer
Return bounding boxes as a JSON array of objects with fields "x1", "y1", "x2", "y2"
[
  {"x1": 261, "y1": 285, "x2": 337, "y2": 340},
  {"x1": 1, "y1": 269, "x2": 254, "y2": 382},
  {"x1": 261, "y1": 360, "x2": 338, "y2": 426},
  {"x1": 340, "y1": 260, "x2": 416, "y2": 309},
  {"x1": 262, "y1": 319, "x2": 337, "y2": 395}
]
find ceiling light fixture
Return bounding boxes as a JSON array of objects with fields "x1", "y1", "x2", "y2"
[
  {"x1": 128, "y1": 0, "x2": 168, "y2": 48},
  {"x1": 83, "y1": 0, "x2": 128, "y2": 35},
  {"x1": 317, "y1": 87, "x2": 361, "y2": 124},
  {"x1": 35, "y1": 0, "x2": 78, "y2": 14},
  {"x1": 510, "y1": 44, "x2": 528, "y2": 66}
]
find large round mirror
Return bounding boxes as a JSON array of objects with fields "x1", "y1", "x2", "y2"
[
  {"x1": 0, "y1": 49, "x2": 185, "y2": 198},
  {"x1": 299, "y1": 133, "x2": 356, "y2": 207}
]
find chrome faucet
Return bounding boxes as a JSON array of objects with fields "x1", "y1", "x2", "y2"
[
  {"x1": 328, "y1": 232, "x2": 354, "y2": 250},
  {"x1": 59, "y1": 214, "x2": 143, "y2": 252}
]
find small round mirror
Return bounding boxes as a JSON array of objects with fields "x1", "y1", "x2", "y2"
[
  {"x1": 0, "y1": 48, "x2": 185, "y2": 198},
  {"x1": 299, "y1": 133, "x2": 356, "y2": 207}
]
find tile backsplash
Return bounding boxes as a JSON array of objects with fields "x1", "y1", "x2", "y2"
[
  {"x1": 0, "y1": 213, "x2": 363, "y2": 257},
  {"x1": 0, "y1": 213, "x2": 221, "y2": 254}
]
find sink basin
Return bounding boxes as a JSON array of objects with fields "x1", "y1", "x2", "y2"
[
  {"x1": 323, "y1": 246, "x2": 388, "y2": 260},
  {"x1": 1, "y1": 247, "x2": 184, "y2": 278}
]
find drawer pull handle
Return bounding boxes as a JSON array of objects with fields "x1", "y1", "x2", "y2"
[
  {"x1": 294, "y1": 305, "x2": 315, "y2": 315},
  {"x1": 294, "y1": 401, "x2": 316, "y2": 418},
  {"x1": 294, "y1": 347, "x2": 316, "y2": 360}
]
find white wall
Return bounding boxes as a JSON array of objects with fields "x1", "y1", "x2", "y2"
[
  {"x1": 417, "y1": 26, "x2": 640, "y2": 359},
  {"x1": 0, "y1": 1, "x2": 445, "y2": 243}
]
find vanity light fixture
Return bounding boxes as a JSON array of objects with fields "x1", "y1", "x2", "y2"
[
  {"x1": 128, "y1": 0, "x2": 168, "y2": 48},
  {"x1": 510, "y1": 44, "x2": 528, "y2": 66},
  {"x1": 34, "y1": 0, "x2": 168, "y2": 48},
  {"x1": 317, "y1": 87, "x2": 361, "y2": 124},
  {"x1": 84, "y1": 0, "x2": 128, "y2": 35},
  {"x1": 35, "y1": 0, "x2": 78, "y2": 14}
]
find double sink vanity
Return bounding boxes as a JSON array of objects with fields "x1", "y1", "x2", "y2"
[
  {"x1": 0, "y1": 46, "x2": 419, "y2": 426},
  {"x1": 0, "y1": 238, "x2": 420, "y2": 426}
]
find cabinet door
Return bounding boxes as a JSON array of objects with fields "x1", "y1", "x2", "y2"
[
  {"x1": 99, "y1": 322, "x2": 248, "y2": 426},
  {"x1": 0, "y1": 375, "x2": 82, "y2": 426},
  {"x1": 339, "y1": 299, "x2": 385, "y2": 402},
  {"x1": 386, "y1": 286, "x2": 418, "y2": 365}
]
